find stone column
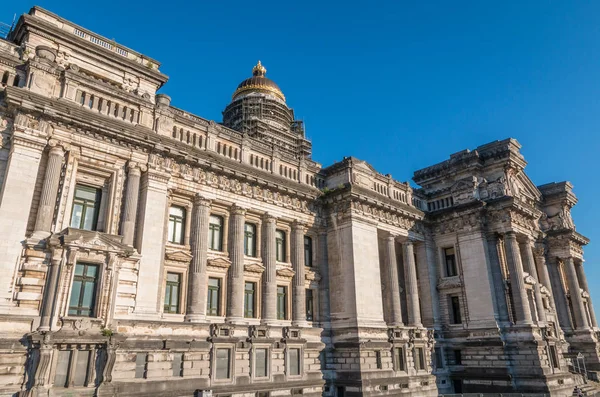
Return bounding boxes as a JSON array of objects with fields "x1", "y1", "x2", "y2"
[
  {"x1": 120, "y1": 163, "x2": 142, "y2": 246},
  {"x1": 563, "y1": 257, "x2": 590, "y2": 330},
  {"x1": 403, "y1": 240, "x2": 422, "y2": 327},
  {"x1": 33, "y1": 143, "x2": 65, "y2": 236},
  {"x1": 291, "y1": 221, "x2": 307, "y2": 325},
  {"x1": 503, "y1": 232, "x2": 533, "y2": 325},
  {"x1": 424, "y1": 237, "x2": 441, "y2": 328},
  {"x1": 226, "y1": 205, "x2": 246, "y2": 323},
  {"x1": 261, "y1": 213, "x2": 277, "y2": 324},
  {"x1": 486, "y1": 233, "x2": 510, "y2": 323},
  {"x1": 38, "y1": 250, "x2": 62, "y2": 331},
  {"x1": 532, "y1": 244, "x2": 556, "y2": 311},
  {"x1": 186, "y1": 195, "x2": 211, "y2": 322},
  {"x1": 575, "y1": 261, "x2": 598, "y2": 328},
  {"x1": 384, "y1": 235, "x2": 403, "y2": 326},
  {"x1": 520, "y1": 238, "x2": 547, "y2": 324}
]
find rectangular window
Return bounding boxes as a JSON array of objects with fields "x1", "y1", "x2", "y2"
[
  {"x1": 68, "y1": 263, "x2": 98, "y2": 317},
  {"x1": 276, "y1": 230, "x2": 286, "y2": 262},
  {"x1": 394, "y1": 347, "x2": 405, "y2": 371},
  {"x1": 207, "y1": 277, "x2": 221, "y2": 316},
  {"x1": 444, "y1": 247, "x2": 457, "y2": 277},
  {"x1": 454, "y1": 350, "x2": 462, "y2": 365},
  {"x1": 277, "y1": 286, "x2": 287, "y2": 320},
  {"x1": 172, "y1": 353, "x2": 183, "y2": 377},
  {"x1": 254, "y1": 348, "x2": 268, "y2": 378},
  {"x1": 549, "y1": 345, "x2": 560, "y2": 369},
  {"x1": 244, "y1": 281, "x2": 256, "y2": 318},
  {"x1": 164, "y1": 272, "x2": 181, "y2": 314},
  {"x1": 135, "y1": 353, "x2": 147, "y2": 379},
  {"x1": 168, "y1": 206, "x2": 186, "y2": 244},
  {"x1": 304, "y1": 236, "x2": 313, "y2": 267},
  {"x1": 208, "y1": 215, "x2": 224, "y2": 251},
  {"x1": 434, "y1": 347, "x2": 444, "y2": 369},
  {"x1": 288, "y1": 348, "x2": 300, "y2": 376},
  {"x1": 305, "y1": 289, "x2": 314, "y2": 321},
  {"x1": 70, "y1": 185, "x2": 101, "y2": 231},
  {"x1": 244, "y1": 223, "x2": 257, "y2": 257},
  {"x1": 73, "y1": 350, "x2": 91, "y2": 386},
  {"x1": 53, "y1": 350, "x2": 72, "y2": 387},
  {"x1": 215, "y1": 348, "x2": 231, "y2": 379},
  {"x1": 414, "y1": 347, "x2": 425, "y2": 370},
  {"x1": 450, "y1": 296, "x2": 462, "y2": 324},
  {"x1": 375, "y1": 350, "x2": 382, "y2": 369}
]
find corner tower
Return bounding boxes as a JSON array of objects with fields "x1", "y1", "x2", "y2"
[{"x1": 222, "y1": 61, "x2": 312, "y2": 158}]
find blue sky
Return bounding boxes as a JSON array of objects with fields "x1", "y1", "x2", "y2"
[{"x1": 4, "y1": 1, "x2": 600, "y2": 319}]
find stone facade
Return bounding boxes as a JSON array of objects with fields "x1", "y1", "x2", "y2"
[{"x1": 0, "y1": 6, "x2": 598, "y2": 397}]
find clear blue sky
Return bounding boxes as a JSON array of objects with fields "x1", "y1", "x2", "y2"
[{"x1": 4, "y1": 1, "x2": 600, "y2": 319}]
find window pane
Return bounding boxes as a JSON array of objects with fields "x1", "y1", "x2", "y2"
[
  {"x1": 170, "y1": 206, "x2": 184, "y2": 217},
  {"x1": 174, "y1": 221, "x2": 183, "y2": 244},
  {"x1": 69, "y1": 280, "x2": 82, "y2": 313},
  {"x1": 216, "y1": 349, "x2": 231, "y2": 379},
  {"x1": 76, "y1": 187, "x2": 97, "y2": 201},
  {"x1": 172, "y1": 353, "x2": 183, "y2": 377},
  {"x1": 306, "y1": 289, "x2": 314, "y2": 321},
  {"x1": 53, "y1": 350, "x2": 71, "y2": 387},
  {"x1": 82, "y1": 206, "x2": 96, "y2": 230},
  {"x1": 135, "y1": 353, "x2": 146, "y2": 378},
  {"x1": 255, "y1": 348, "x2": 267, "y2": 378},
  {"x1": 70, "y1": 203, "x2": 83, "y2": 228},
  {"x1": 167, "y1": 273, "x2": 179, "y2": 283},
  {"x1": 289, "y1": 348, "x2": 300, "y2": 376},
  {"x1": 81, "y1": 281, "x2": 95, "y2": 310},
  {"x1": 168, "y1": 220, "x2": 174, "y2": 243},
  {"x1": 73, "y1": 350, "x2": 90, "y2": 386}
]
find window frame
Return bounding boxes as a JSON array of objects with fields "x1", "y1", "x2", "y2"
[
  {"x1": 444, "y1": 246, "x2": 457, "y2": 277},
  {"x1": 213, "y1": 346, "x2": 235, "y2": 383},
  {"x1": 69, "y1": 184, "x2": 102, "y2": 231},
  {"x1": 252, "y1": 346, "x2": 271, "y2": 380},
  {"x1": 277, "y1": 285, "x2": 288, "y2": 320},
  {"x1": 305, "y1": 288, "x2": 314, "y2": 321},
  {"x1": 209, "y1": 214, "x2": 224, "y2": 251},
  {"x1": 244, "y1": 281, "x2": 257, "y2": 318},
  {"x1": 164, "y1": 272, "x2": 182, "y2": 314},
  {"x1": 393, "y1": 346, "x2": 406, "y2": 372},
  {"x1": 244, "y1": 222, "x2": 257, "y2": 257},
  {"x1": 207, "y1": 277, "x2": 222, "y2": 316},
  {"x1": 286, "y1": 346, "x2": 302, "y2": 378},
  {"x1": 167, "y1": 205, "x2": 186, "y2": 245},
  {"x1": 68, "y1": 263, "x2": 99, "y2": 317},
  {"x1": 304, "y1": 235, "x2": 313, "y2": 267},
  {"x1": 414, "y1": 347, "x2": 426, "y2": 371},
  {"x1": 275, "y1": 229, "x2": 287, "y2": 262},
  {"x1": 450, "y1": 295, "x2": 462, "y2": 324}
]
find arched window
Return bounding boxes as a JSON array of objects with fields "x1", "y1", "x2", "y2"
[
  {"x1": 179, "y1": 128, "x2": 184, "y2": 141},
  {"x1": 106, "y1": 101, "x2": 111, "y2": 115},
  {"x1": 97, "y1": 98, "x2": 103, "y2": 112},
  {"x1": 13, "y1": 74, "x2": 20, "y2": 87},
  {"x1": 113, "y1": 104, "x2": 119, "y2": 117},
  {"x1": 122, "y1": 107, "x2": 128, "y2": 119},
  {"x1": 79, "y1": 92, "x2": 86, "y2": 106},
  {"x1": 186, "y1": 131, "x2": 190, "y2": 144},
  {"x1": 1, "y1": 71, "x2": 8, "y2": 85},
  {"x1": 88, "y1": 95, "x2": 94, "y2": 109},
  {"x1": 193, "y1": 133, "x2": 197, "y2": 146},
  {"x1": 260, "y1": 158, "x2": 264, "y2": 169},
  {"x1": 172, "y1": 126, "x2": 178, "y2": 138}
]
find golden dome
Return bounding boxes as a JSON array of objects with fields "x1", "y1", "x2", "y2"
[{"x1": 232, "y1": 61, "x2": 286, "y2": 101}]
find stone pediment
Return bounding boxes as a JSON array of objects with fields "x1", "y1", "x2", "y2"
[
  {"x1": 276, "y1": 267, "x2": 295, "y2": 279},
  {"x1": 437, "y1": 276, "x2": 462, "y2": 290},
  {"x1": 451, "y1": 177, "x2": 477, "y2": 205},
  {"x1": 207, "y1": 257, "x2": 231, "y2": 269},
  {"x1": 56, "y1": 228, "x2": 134, "y2": 256},
  {"x1": 244, "y1": 263, "x2": 265, "y2": 274},
  {"x1": 165, "y1": 249, "x2": 193, "y2": 262},
  {"x1": 305, "y1": 268, "x2": 321, "y2": 282}
]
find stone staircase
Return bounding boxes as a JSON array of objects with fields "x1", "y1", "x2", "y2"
[{"x1": 572, "y1": 374, "x2": 600, "y2": 396}]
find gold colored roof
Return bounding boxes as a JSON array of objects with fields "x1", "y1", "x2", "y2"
[{"x1": 232, "y1": 61, "x2": 286, "y2": 101}]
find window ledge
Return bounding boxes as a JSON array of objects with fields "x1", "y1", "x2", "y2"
[{"x1": 161, "y1": 313, "x2": 185, "y2": 321}]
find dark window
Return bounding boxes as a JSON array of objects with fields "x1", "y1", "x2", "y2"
[
  {"x1": 277, "y1": 286, "x2": 287, "y2": 320},
  {"x1": 305, "y1": 289, "x2": 314, "y2": 321},
  {"x1": 209, "y1": 215, "x2": 224, "y2": 251},
  {"x1": 68, "y1": 263, "x2": 98, "y2": 317},
  {"x1": 454, "y1": 350, "x2": 462, "y2": 365},
  {"x1": 1, "y1": 71, "x2": 8, "y2": 85},
  {"x1": 434, "y1": 347, "x2": 444, "y2": 369},
  {"x1": 215, "y1": 348, "x2": 231, "y2": 379},
  {"x1": 70, "y1": 185, "x2": 101, "y2": 231},
  {"x1": 549, "y1": 345, "x2": 559, "y2": 369},
  {"x1": 172, "y1": 353, "x2": 183, "y2": 377},
  {"x1": 135, "y1": 353, "x2": 147, "y2": 378},
  {"x1": 375, "y1": 350, "x2": 382, "y2": 369},
  {"x1": 164, "y1": 272, "x2": 181, "y2": 314},
  {"x1": 450, "y1": 296, "x2": 462, "y2": 324},
  {"x1": 304, "y1": 236, "x2": 313, "y2": 267},
  {"x1": 394, "y1": 347, "x2": 405, "y2": 371},
  {"x1": 244, "y1": 223, "x2": 257, "y2": 257},
  {"x1": 276, "y1": 230, "x2": 286, "y2": 262},
  {"x1": 254, "y1": 348, "x2": 268, "y2": 378},
  {"x1": 244, "y1": 281, "x2": 256, "y2": 318},
  {"x1": 414, "y1": 347, "x2": 425, "y2": 370},
  {"x1": 53, "y1": 350, "x2": 71, "y2": 387},
  {"x1": 12, "y1": 74, "x2": 20, "y2": 87},
  {"x1": 444, "y1": 247, "x2": 457, "y2": 277},
  {"x1": 288, "y1": 348, "x2": 300, "y2": 376},
  {"x1": 168, "y1": 206, "x2": 186, "y2": 244},
  {"x1": 207, "y1": 278, "x2": 221, "y2": 316}
]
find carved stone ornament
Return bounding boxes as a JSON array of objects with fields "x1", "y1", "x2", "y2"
[
  {"x1": 207, "y1": 257, "x2": 231, "y2": 269},
  {"x1": 276, "y1": 267, "x2": 295, "y2": 279},
  {"x1": 437, "y1": 276, "x2": 462, "y2": 290}
]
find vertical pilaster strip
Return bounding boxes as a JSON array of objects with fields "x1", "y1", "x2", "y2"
[
  {"x1": 503, "y1": 232, "x2": 533, "y2": 325},
  {"x1": 563, "y1": 257, "x2": 589, "y2": 330},
  {"x1": 33, "y1": 143, "x2": 65, "y2": 235},
  {"x1": 385, "y1": 235, "x2": 403, "y2": 326},
  {"x1": 486, "y1": 233, "x2": 510, "y2": 323},
  {"x1": 532, "y1": 244, "x2": 556, "y2": 313},
  {"x1": 292, "y1": 221, "x2": 307, "y2": 325},
  {"x1": 520, "y1": 238, "x2": 547, "y2": 324},
  {"x1": 403, "y1": 240, "x2": 422, "y2": 327},
  {"x1": 186, "y1": 195, "x2": 211, "y2": 322},
  {"x1": 261, "y1": 213, "x2": 277, "y2": 324},
  {"x1": 575, "y1": 261, "x2": 597, "y2": 328},
  {"x1": 226, "y1": 205, "x2": 246, "y2": 322},
  {"x1": 38, "y1": 249, "x2": 62, "y2": 331},
  {"x1": 121, "y1": 163, "x2": 142, "y2": 246},
  {"x1": 424, "y1": 237, "x2": 441, "y2": 328}
]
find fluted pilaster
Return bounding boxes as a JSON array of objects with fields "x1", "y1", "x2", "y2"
[
  {"x1": 403, "y1": 240, "x2": 421, "y2": 327},
  {"x1": 38, "y1": 253, "x2": 62, "y2": 331},
  {"x1": 261, "y1": 213, "x2": 277, "y2": 324},
  {"x1": 532, "y1": 244, "x2": 556, "y2": 312},
  {"x1": 186, "y1": 195, "x2": 211, "y2": 322},
  {"x1": 226, "y1": 205, "x2": 246, "y2": 322},
  {"x1": 33, "y1": 143, "x2": 65, "y2": 235},
  {"x1": 292, "y1": 221, "x2": 306, "y2": 325},
  {"x1": 384, "y1": 235, "x2": 403, "y2": 326},
  {"x1": 520, "y1": 238, "x2": 547, "y2": 324},
  {"x1": 563, "y1": 257, "x2": 589, "y2": 330},
  {"x1": 504, "y1": 232, "x2": 533, "y2": 325},
  {"x1": 121, "y1": 163, "x2": 142, "y2": 246},
  {"x1": 575, "y1": 261, "x2": 597, "y2": 328},
  {"x1": 486, "y1": 233, "x2": 510, "y2": 323}
]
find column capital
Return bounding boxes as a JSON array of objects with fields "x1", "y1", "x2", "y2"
[
  {"x1": 504, "y1": 231, "x2": 517, "y2": 239},
  {"x1": 230, "y1": 204, "x2": 247, "y2": 216},
  {"x1": 402, "y1": 239, "x2": 415, "y2": 248},
  {"x1": 292, "y1": 220, "x2": 306, "y2": 232},
  {"x1": 127, "y1": 161, "x2": 145, "y2": 175},
  {"x1": 193, "y1": 194, "x2": 211, "y2": 208},
  {"x1": 533, "y1": 243, "x2": 546, "y2": 258},
  {"x1": 47, "y1": 140, "x2": 67, "y2": 156},
  {"x1": 262, "y1": 212, "x2": 277, "y2": 223}
]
